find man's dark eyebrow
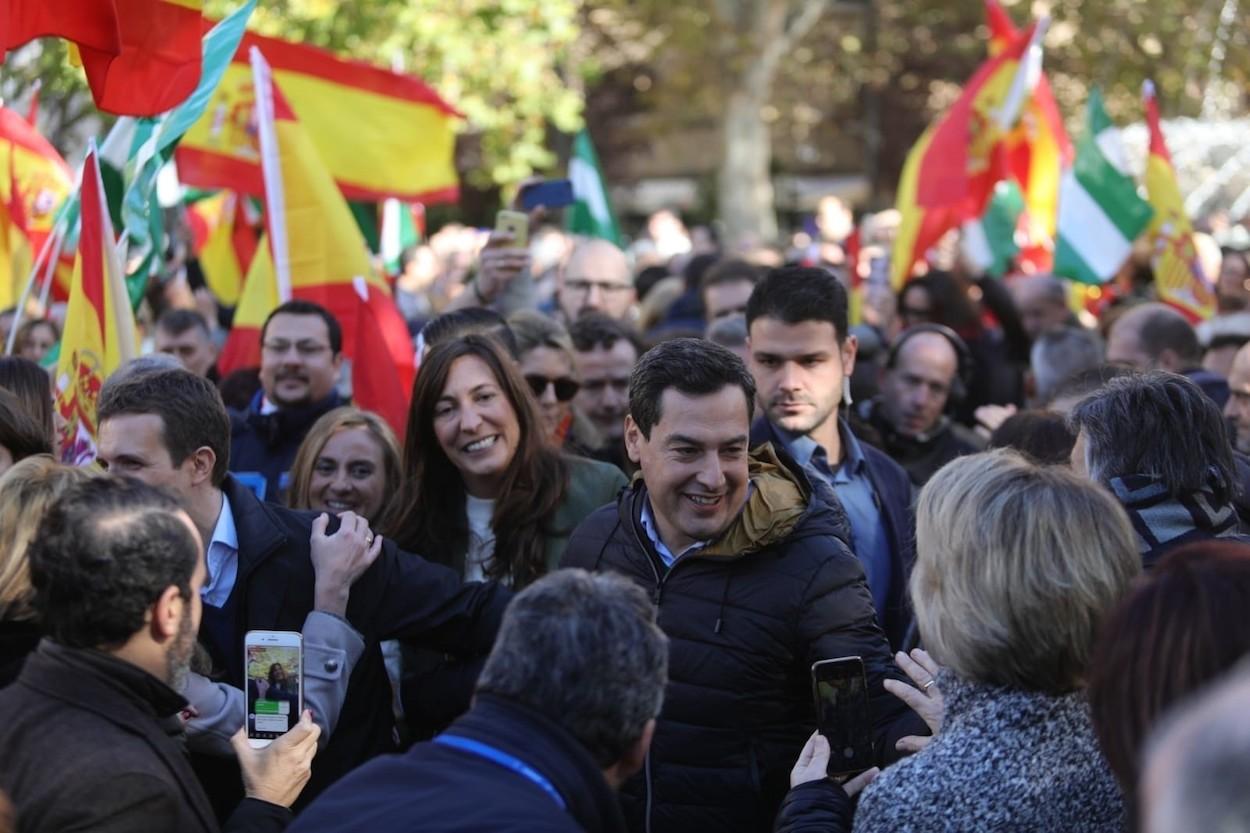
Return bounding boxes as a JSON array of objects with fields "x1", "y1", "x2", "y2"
[{"x1": 665, "y1": 434, "x2": 748, "y2": 448}]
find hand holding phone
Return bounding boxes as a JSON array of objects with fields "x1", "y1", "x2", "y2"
[
  {"x1": 232, "y1": 709, "x2": 320, "y2": 808},
  {"x1": 245, "y1": 630, "x2": 304, "y2": 748},
  {"x1": 811, "y1": 656, "x2": 875, "y2": 776},
  {"x1": 494, "y1": 210, "x2": 529, "y2": 249}
]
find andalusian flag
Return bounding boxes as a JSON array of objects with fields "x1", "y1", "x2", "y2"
[
  {"x1": 54, "y1": 145, "x2": 137, "y2": 465},
  {"x1": 961, "y1": 180, "x2": 1024, "y2": 277},
  {"x1": 1142, "y1": 81, "x2": 1214, "y2": 320},
  {"x1": 177, "y1": 29, "x2": 461, "y2": 204},
  {"x1": 219, "y1": 49, "x2": 415, "y2": 435},
  {"x1": 1053, "y1": 90, "x2": 1153, "y2": 285},
  {"x1": 381, "y1": 199, "x2": 422, "y2": 276},
  {"x1": 891, "y1": 22, "x2": 1042, "y2": 287},
  {"x1": 567, "y1": 130, "x2": 621, "y2": 245}
]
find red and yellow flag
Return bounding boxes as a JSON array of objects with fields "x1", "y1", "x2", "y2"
[
  {"x1": 1142, "y1": 81, "x2": 1214, "y2": 321},
  {"x1": 891, "y1": 23, "x2": 1037, "y2": 287},
  {"x1": 218, "y1": 50, "x2": 415, "y2": 435},
  {"x1": 54, "y1": 147, "x2": 136, "y2": 465},
  {"x1": 75, "y1": 0, "x2": 205, "y2": 117},
  {"x1": 3, "y1": 0, "x2": 122, "y2": 57},
  {"x1": 177, "y1": 28, "x2": 460, "y2": 204},
  {"x1": 984, "y1": 0, "x2": 1071, "y2": 260},
  {"x1": 186, "y1": 191, "x2": 257, "y2": 307}
]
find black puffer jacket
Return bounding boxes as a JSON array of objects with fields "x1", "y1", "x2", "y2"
[{"x1": 561, "y1": 445, "x2": 922, "y2": 833}]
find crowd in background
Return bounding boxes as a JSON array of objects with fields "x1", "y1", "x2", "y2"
[{"x1": 3, "y1": 198, "x2": 1250, "y2": 832}]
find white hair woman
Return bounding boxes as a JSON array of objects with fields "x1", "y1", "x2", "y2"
[{"x1": 844, "y1": 450, "x2": 1141, "y2": 832}]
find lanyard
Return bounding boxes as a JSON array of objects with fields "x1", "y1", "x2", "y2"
[{"x1": 434, "y1": 734, "x2": 568, "y2": 811}]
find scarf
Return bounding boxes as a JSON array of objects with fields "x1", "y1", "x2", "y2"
[{"x1": 1110, "y1": 471, "x2": 1241, "y2": 568}]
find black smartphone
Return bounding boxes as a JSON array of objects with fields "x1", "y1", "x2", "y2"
[
  {"x1": 519, "y1": 178, "x2": 575, "y2": 211},
  {"x1": 811, "y1": 656, "x2": 875, "y2": 776},
  {"x1": 245, "y1": 630, "x2": 303, "y2": 748}
]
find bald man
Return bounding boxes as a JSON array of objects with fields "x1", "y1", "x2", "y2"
[
  {"x1": 858, "y1": 330, "x2": 985, "y2": 486},
  {"x1": 1108, "y1": 302, "x2": 1229, "y2": 407},
  {"x1": 1011, "y1": 274, "x2": 1075, "y2": 343},
  {"x1": 558, "y1": 239, "x2": 635, "y2": 323}
]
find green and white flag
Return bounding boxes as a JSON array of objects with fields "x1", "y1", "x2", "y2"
[
  {"x1": 566, "y1": 130, "x2": 621, "y2": 246},
  {"x1": 961, "y1": 179, "x2": 1025, "y2": 277},
  {"x1": 1054, "y1": 89, "x2": 1154, "y2": 285},
  {"x1": 381, "y1": 198, "x2": 422, "y2": 275}
]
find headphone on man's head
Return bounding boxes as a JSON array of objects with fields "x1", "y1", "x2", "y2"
[{"x1": 884, "y1": 323, "x2": 974, "y2": 404}]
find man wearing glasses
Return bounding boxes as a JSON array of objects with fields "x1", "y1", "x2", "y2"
[
  {"x1": 230, "y1": 300, "x2": 346, "y2": 501},
  {"x1": 558, "y1": 239, "x2": 636, "y2": 324}
]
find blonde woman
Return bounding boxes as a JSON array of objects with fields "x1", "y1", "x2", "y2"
[
  {"x1": 781, "y1": 450, "x2": 1142, "y2": 833},
  {"x1": 0, "y1": 457, "x2": 94, "y2": 685},
  {"x1": 287, "y1": 407, "x2": 404, "y2": 536}
]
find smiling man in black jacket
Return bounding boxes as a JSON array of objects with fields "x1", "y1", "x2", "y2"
[{"x1": 561, "y1": 339, "x2": 923, "y2": 833}]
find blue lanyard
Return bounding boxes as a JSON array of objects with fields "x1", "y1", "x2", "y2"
[{"x1": 434, "y1": 734, "x2": 568, "y2": 811}]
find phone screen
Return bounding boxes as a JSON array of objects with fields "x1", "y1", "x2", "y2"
[
  {"x1": 246, "y1": 639, "x2": 302, "y2": 741},
  {"x1": 811, "y1": 657, "x2": 875, "y2": 775}
]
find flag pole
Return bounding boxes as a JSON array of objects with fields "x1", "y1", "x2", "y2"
[
  {"x1": 5, "y1": 207, "x2": 68, "y2": 354},
  {"x1": 249, "y1": 46, "x2": 291, "y2": 303}
]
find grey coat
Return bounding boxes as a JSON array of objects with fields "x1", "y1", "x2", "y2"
[{"x1": 853, "y1": 672, "x2": 1125, "y2": 833}]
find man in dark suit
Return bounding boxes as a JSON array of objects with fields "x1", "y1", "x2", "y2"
[
  {"x1": 0, "y1": 477, "x2": 318, "y2": 832},
  {"x1": 96, "y1": 368, "x2": 512, "y2": 802},
  {"x1": 745, "y1": 267, "x2": 917, "y2": 650}
]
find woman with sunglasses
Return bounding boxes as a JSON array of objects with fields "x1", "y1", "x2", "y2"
[
  {"x1": 507, "y1": 310, "x2": 603, "y2": 456},
  {"x1": 394, "y1": 334, "x2": 627, "y2": 738}
]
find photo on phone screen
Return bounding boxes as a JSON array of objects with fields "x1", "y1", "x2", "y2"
[
  {"x1": 811, "y1": 656, "x2": 875, "y2": 776},
  {"x1": 245, "y1": 632, "x2": 302, "y2": 746}
]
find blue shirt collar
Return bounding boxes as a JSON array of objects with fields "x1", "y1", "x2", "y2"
[
  {"x1": 771, "y1": 418, "x2": 866, "y2": 476},
  {"x1": 209, "y1": 493, "x2": 238, "y2": 553}
]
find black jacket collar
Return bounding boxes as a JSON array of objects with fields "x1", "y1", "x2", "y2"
[
  {"x1": 17, "y1": 640, "x2": 218, "y2": 830},
  {"x1": 445, "y1": 694, "x2": 629, "y2": 833}
]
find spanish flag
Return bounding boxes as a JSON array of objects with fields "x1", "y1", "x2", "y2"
[
  {"x1": 219, "y1": 49, "x2": 415, "y2": 435},
  {"x1": 984, "y1": 0, "x2": 1071, "y2": 256},
  {"x1": 54, "y1": 146, "x2": 136, "y2": 465},
  {"x1": 0, "y1": 105, "x2": 73, "y2": 306},
  {"x1": 1142, "y1": 81, "x2": 1214, "y2": 321},
  {"x1": 3, "y1": 0, "x2": 121, "y2": 57},
  {"x1": 177, "y1": 29, "x2": 460, "y2": 205},
  {"x1": 186, "y1": 191, "x2": 257, "y2": 307},
  {"x1": 891, "y1": 23, "x2": 1039, "y2": 288}
]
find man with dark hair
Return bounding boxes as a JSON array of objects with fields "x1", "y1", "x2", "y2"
[
  {"x1": 231, "y1": 300, "x2": 346, "y2": 500},
  {"x1": 1069, "y1": 371, "x2": 1248, "y2": 567},
  {"x1": 562, "y1": 338, "x2": 920, "y2": 833},
  {"x1": 290, "y1": 569, "x2": 668, "y2": 833},
  {"x1": 701, "y1": 259, "x2": 760, "y2": 324},
  {"x1": 745, "y1": 266, "x2": 917, "y2": 648},
  {"x1": 95, "y1": 368, "x2": 510, "y2": 802},
  {"x1": 156, "y1": 307, "x2": 220, "y2": 381},
  {"x1": 0, "y1": 477, "x2": 319, "y2": 832},
  {"x1": 1107, "y1": 302, "x2": 1229, "y2": 407},
  {"x1": 570, "y1": 313, "x2": 642, "y2": 471}
]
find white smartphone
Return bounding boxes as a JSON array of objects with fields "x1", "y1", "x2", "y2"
[{"x1": 244, "y1": 630, "x2": 303, "y2": 749}]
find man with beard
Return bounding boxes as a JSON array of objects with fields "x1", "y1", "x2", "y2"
[
  {"x1": 745, "y1": 267, "x2": 917, "y2": 650},
  {"x1": 230, "y1": 301, "x2": 346, "y2": 501},
  {"x1": 0, "y1": 477, "x2": 320, "y2": 832}
]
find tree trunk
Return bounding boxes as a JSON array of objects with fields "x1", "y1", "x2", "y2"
[
  {"x1": 715, "y1": 0, "x2": 828, "y2": 248},
  {"x1": 719, "y1": 85, "x2": 777, "y2": 247}
]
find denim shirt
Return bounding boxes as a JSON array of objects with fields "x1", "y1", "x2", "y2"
[{"x1": 775, "y1": 422, "x2": 892, "y2": 619}]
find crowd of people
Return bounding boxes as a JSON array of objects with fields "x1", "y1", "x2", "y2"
[{"x1": 3, "y1": 202, "x2": 1250, "y2": 832}]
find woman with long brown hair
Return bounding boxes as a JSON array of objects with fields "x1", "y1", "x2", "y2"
[
  {"x1": 395, "y1": 334, "x2": 625, "y2": 737},
  {"x1": 395, "y1": 333, "x2": 625, "y2": 587}
]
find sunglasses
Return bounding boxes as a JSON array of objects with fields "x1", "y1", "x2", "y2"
[{"x1": 525, "y1": 374, "x2": 580, "y2": 402}]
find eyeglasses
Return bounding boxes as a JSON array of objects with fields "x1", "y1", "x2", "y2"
[
  {"x1": 262, "y1": 340, "x2": 331, "y2": 358},
  {"x1": 525, "y1": 374, "x2": 580, "y2": 402},
  {"x1": 564, "y1": 279, "x2": 632, "y2": 296}
]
